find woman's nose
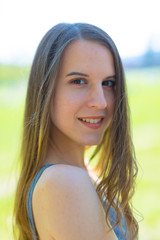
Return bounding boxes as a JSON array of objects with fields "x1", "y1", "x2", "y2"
[{"x1": 87, "y1": 86, "x2": 107, "y2": 109}]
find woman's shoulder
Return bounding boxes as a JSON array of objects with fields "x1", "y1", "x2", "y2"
[
  {"x1": 35, "y1": 164, "x2": 89, "y2": 190},
  {"x1": 32, "y1": 164, "x2": 95, "y2": 217},
  {"x1": 32, "y1": 164, "x2": 117, "y2": 240}
]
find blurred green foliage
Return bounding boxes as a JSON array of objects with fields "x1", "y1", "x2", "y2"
[
  {"x1": 126, "y1": 67, "x2": 160, "y2": 240},
  {"x1": 0, "y1": 64, "x2": 30, "y2": 84},
  {"x1": 0, "y1": 65, "x2": 160, "y2": 240}
]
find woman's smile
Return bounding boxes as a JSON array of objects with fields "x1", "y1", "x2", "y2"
[
  {"x1": 77, "y1": 116, "x2": 104, "y2": 129},
  {"x1": 78, "y1": 117, "x2": 104, "y2": 129}
]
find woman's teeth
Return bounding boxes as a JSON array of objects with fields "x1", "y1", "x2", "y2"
[{"x1": 79, "y1": 118, "x2": 102, "y2": 123}]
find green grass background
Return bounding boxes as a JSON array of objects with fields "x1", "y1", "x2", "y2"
[{"x1": 0, "y1": 65, "x2": 160, "y2": 239}]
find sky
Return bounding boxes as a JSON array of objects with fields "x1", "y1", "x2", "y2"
[{"x1": 0, "y1": 0, "x2": 160, "y2": 65}]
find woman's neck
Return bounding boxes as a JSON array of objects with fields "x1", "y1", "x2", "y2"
[
  {"x1": 44, "y1": 140, "x2": 99, "y2": 187},
  {"x1": 45, "y1": 138, "x2": 86, "y2": 170}
]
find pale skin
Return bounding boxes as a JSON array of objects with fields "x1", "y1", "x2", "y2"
[{"x1": 32, "y1": 39, "x2": 118, "y2": 239}]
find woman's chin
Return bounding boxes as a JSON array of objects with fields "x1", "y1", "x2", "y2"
[{"x1": 80, "y1": 138, "x2": 103, "y2": 146}]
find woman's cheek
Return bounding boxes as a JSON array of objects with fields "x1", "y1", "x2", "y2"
[{"x1": 64, "y1": 90, "x2": 86, "y2": 104}]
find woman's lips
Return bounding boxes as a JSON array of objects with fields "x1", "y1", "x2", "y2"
[{"x1": 78, "y1": 118, "x2": 104, "y2": 129}]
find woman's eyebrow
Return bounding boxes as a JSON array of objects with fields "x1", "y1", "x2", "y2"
[
  {"x1": 66, "y1": 72, "x2": 89, "y2": 77},
  {"x1": 106, "y1": 75, "x2": 116, "y2": 80},
  {"x1": 66, "y1": 72, "x2": 116, "y2": 80}
]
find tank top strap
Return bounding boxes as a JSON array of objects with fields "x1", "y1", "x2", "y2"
[
  {"x1": 27, "y1": 164, "x2": 56, "y2": 240},
  {"x1": 102, "y1": 199, "x2": 128, "y2": 239}
]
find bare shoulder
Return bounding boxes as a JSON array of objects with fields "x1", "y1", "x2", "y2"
[
  {"x1": 47, "y1": 163, "x2": 88, "y2": 183},
  {"x1": 34, "y1": 164, "x2": 90, "y2": 193},
  {"x1": 32, "y1": 164, "x2": 117, "y2": 240}
]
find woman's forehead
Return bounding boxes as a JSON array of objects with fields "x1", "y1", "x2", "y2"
[{"x1": 59, "y1": 39, "x2": 115, "y2": 76}]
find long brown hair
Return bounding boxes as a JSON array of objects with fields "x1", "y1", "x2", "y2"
[{"x1": 13, "y1": 23, "x2": 138, "y2": 240}]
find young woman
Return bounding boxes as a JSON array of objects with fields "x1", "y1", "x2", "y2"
[{"x1": 14, "y1": 23, "x2": 139, "y2": 240}]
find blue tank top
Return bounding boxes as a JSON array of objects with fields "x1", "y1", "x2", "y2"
[{"x1": 27, "y1": 164, "x2": 127, "y2": 240}]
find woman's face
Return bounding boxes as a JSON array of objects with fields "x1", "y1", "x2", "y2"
[{"x1": 50, "y1": 39, "x2": 116, "y2": 146}]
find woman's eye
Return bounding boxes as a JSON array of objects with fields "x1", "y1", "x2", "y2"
[
  {"x1": 70, "y1": 79, "x2": 85, "y2": 85},
  {"x1": 102, "y1": 80, "x2": 116, "y2": 87}
]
